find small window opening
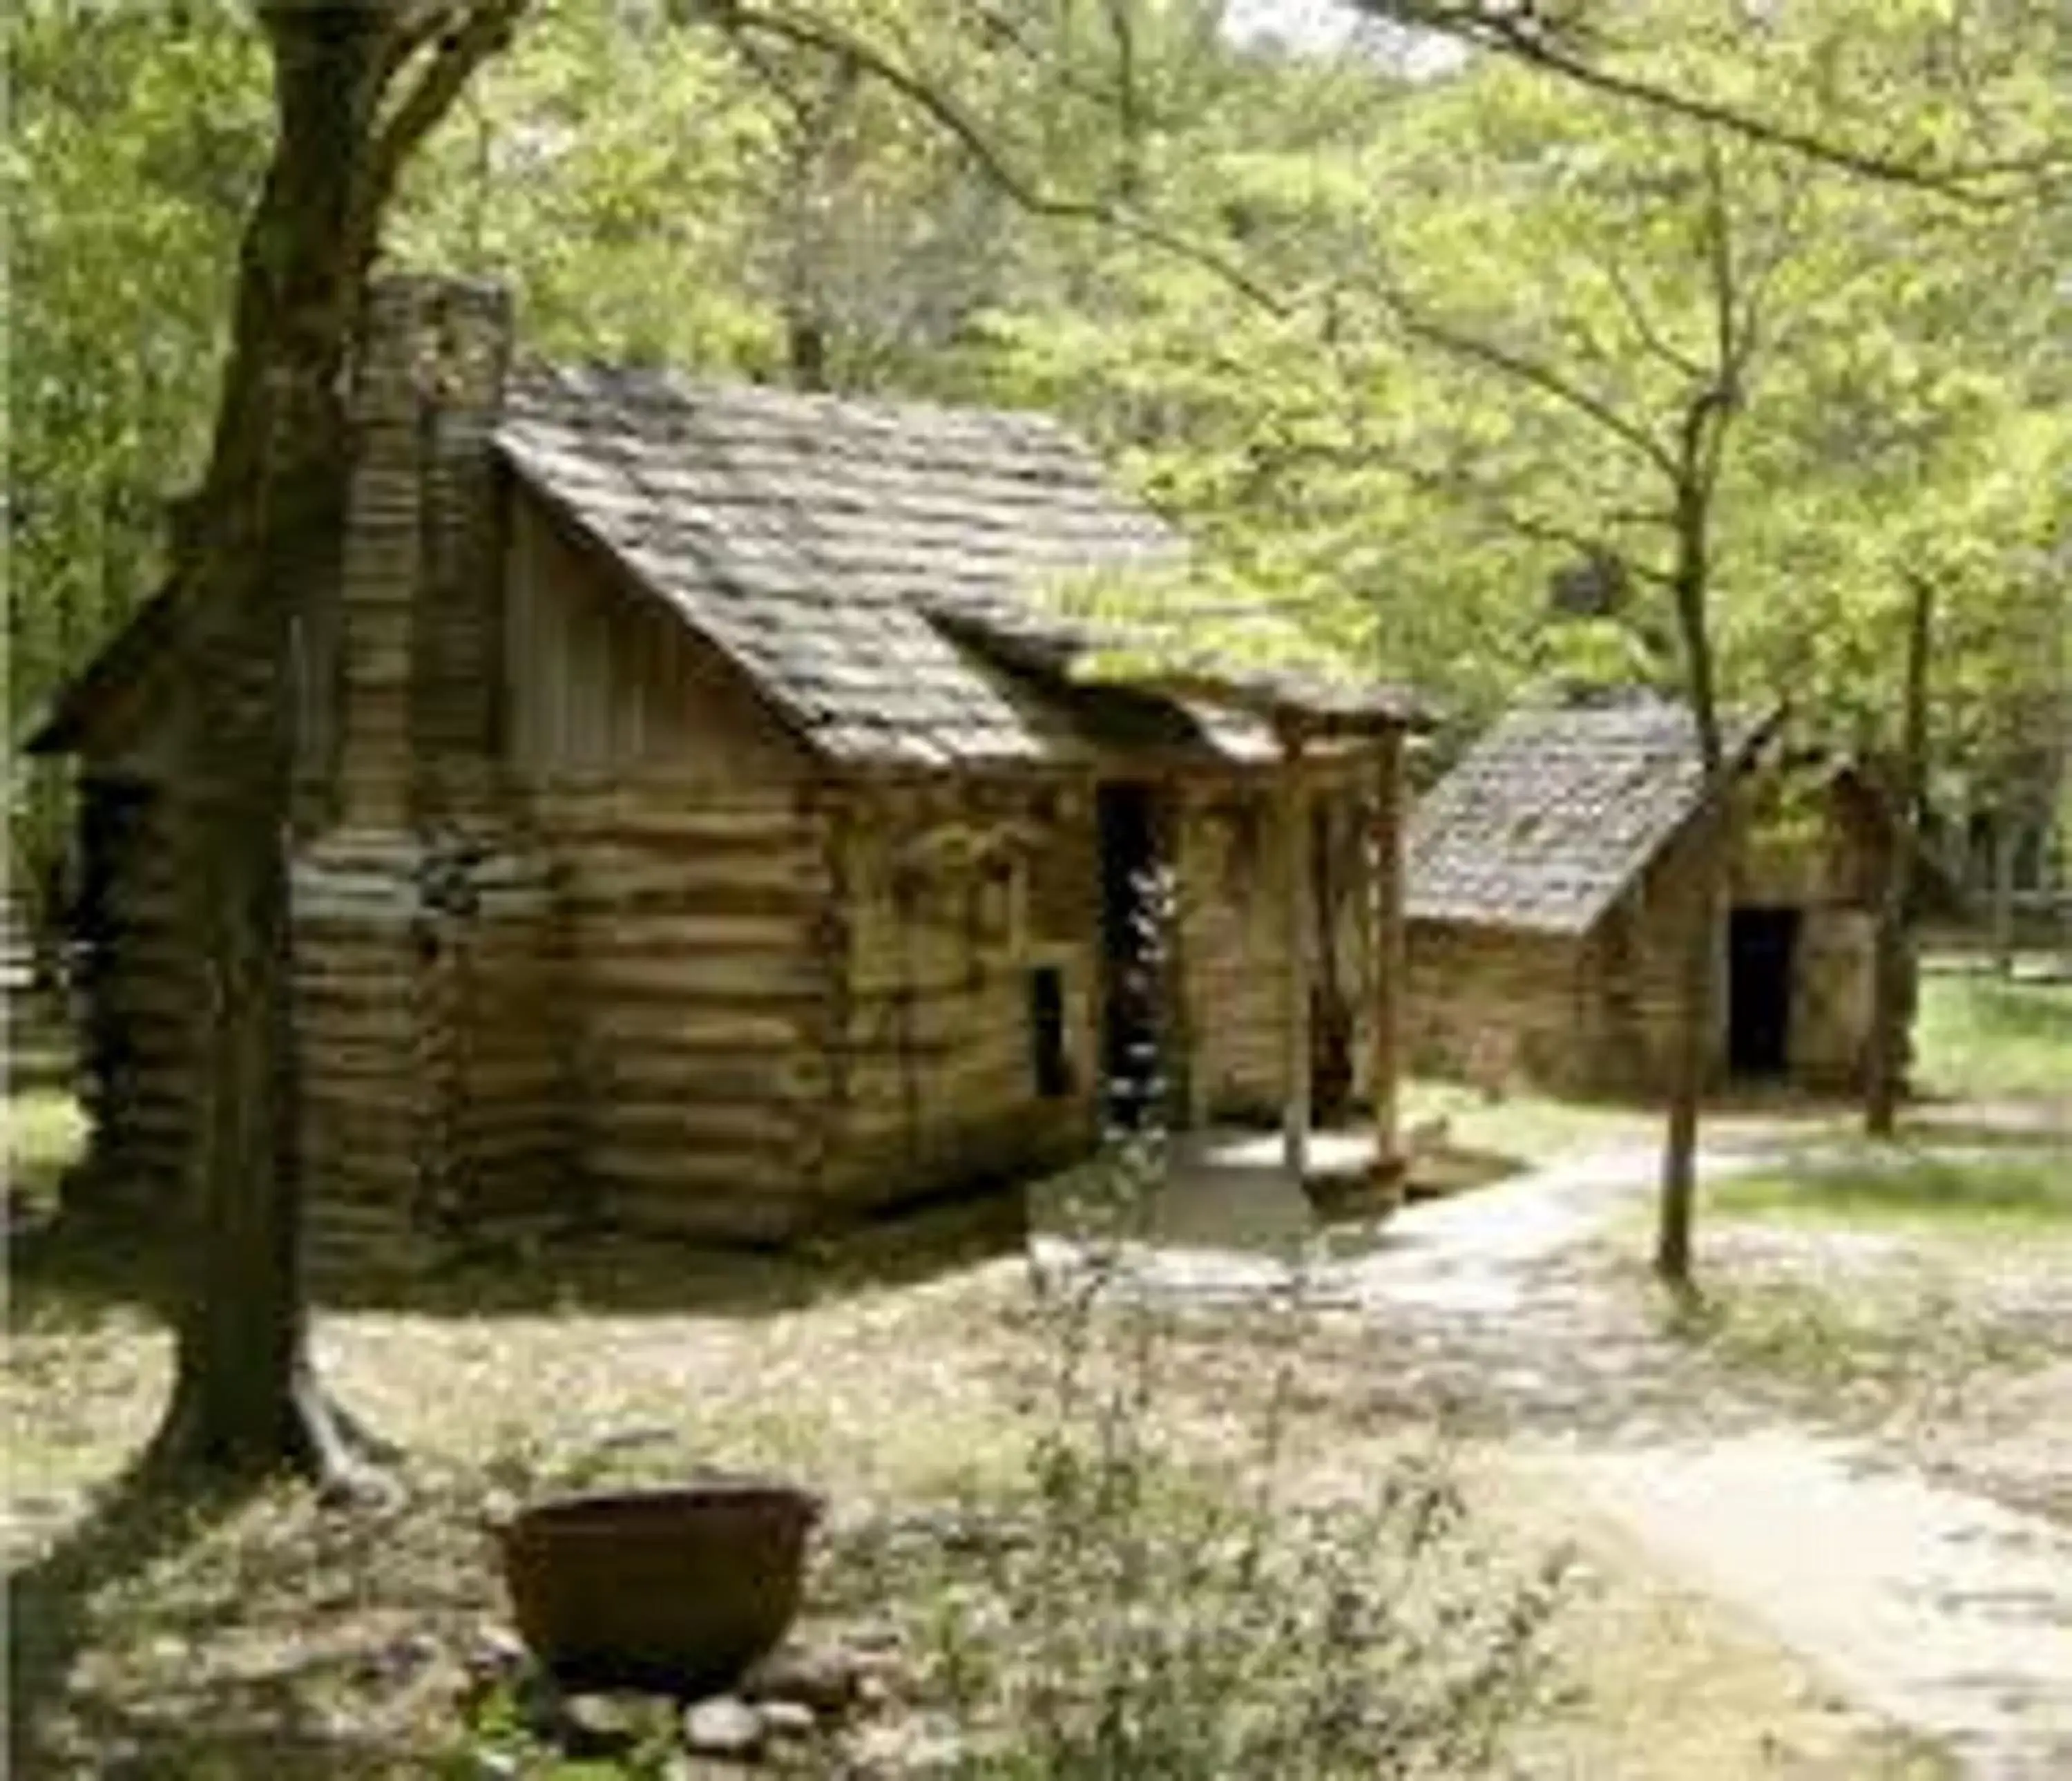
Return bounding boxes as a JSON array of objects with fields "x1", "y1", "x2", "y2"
[{"x1": 1029, "y1": 966, "x2": 1072, "y2": 1098}]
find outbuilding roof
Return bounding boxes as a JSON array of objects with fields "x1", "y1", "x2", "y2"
[{"x1": 1405, "y1": 699, "x2": 1773, "y2": 935}]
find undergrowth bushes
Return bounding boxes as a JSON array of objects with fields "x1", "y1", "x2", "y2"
[{"x1": 879, "y1": 1126, "x2": 1572, "y2": 1779}]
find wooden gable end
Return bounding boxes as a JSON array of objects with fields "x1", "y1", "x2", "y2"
[{"x1": 503, "y1": 486, "x2": 813, "y2": 788}]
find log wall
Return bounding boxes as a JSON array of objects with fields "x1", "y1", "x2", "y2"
[
  {"x1": 817, "y1": 777, "x2": 1100, "y2": 1208},
  {"x1": 1582, "y1": 813, "x2": 1728, "y2": 1097},
  {"x1": 503, "y1": 486, "x2": 834, "y2": 1241},
  {"x1": 294, "y1": 828, "x2": 568, "y2": 1279},
  {"x1": 532, "y1": 783, "x2": 834, "y2": 1241},
  {"x1": 1404, "y1": 921, "x2": 1593, "y2": 1096}
]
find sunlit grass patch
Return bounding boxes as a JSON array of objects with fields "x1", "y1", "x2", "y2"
[
  {"x1": 1913, "y1": 965, "x2": 2072, "y2": 1103},
  {"x1": 1399, "y1": 1078, "x2": 1652, "y2": 1164},
  {"x1": 1711, "y1": 1151, "x2": 2072, "y2": 1236},
  {"x1": 1662, "y1": 1154, "x2": 2070, "y2": 1485},
  {"x1": 5, "y1": 1086, "x2": 86, "y2": 1209}
]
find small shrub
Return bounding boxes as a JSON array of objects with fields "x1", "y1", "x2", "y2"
[{"x1": 898, "y1": 1127, "x2": 1571, "y2": 1778}]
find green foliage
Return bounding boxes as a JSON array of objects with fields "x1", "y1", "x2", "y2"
[
  {"x1": 10, "y1": 0, "x2": 2065, "y2": 861},
  {"x1": 390, "y1": 2, "x2": 783, "y2": 372},
  {"x1": 7, "y1": 4, "x2": 268, "y2": 722},
  {"x1": 5, "y1": 3, "x2": 271, "y2": 896},
  {"x1": 970, "y1": 0, "x2": 2071, "y2": 755}
]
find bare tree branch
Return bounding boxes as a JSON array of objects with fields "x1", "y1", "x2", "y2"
[
  {"x1": 686, "y1": 0, "x2": 1289, "y2": 314},
  {"x1": 1702, "y1": 139, "x2": 1736, "y2": 390},
  {"x1": 374, "y1": 0, "x2": 466, "y2": 90},
  {"x1": 354, "y1": 0, "x2": 529, "y2": 258},
  {"x1": 1100, "y1": 0, "x2": 1143, "y2": 199},
  {"x1": 1361, "y1": 1, "x2": 2069, "y2": 202},
  {"x1": 1361, "y1": 267, "x2": 1681, "y2": 477},
  {"x1": 1598, "y1": 251, "x2": 1707, "y2": 381},
  {"x1": 962, "y1": 1, "x2": 1162, "y2": 133},
  {"x1": 1726, "y1": 155, "x2": 1818, "y2": 388}
]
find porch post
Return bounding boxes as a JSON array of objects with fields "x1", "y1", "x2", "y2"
[
  {"x1": 1370, "y1": 727, "x2": 1407, "y2": 1184},
  {"x1": 1279, "y1": 721, "x2": 1311, "y2": 1181}
]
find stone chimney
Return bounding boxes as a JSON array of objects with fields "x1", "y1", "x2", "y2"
[
  {"x1": 295, "y1": 276, "x2": 570, "y2": 1284},
  {"x1": 332, "y1": 274, "x2": 512, "y2": 826}
]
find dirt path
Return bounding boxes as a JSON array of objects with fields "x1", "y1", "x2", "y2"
[
  {"x1": 1576, "y1": 1432, "x2": 2072, "y2": 1780},
  {"x1": 1031, "y1": 1121, "x2": 2072, "y2": 1777}
]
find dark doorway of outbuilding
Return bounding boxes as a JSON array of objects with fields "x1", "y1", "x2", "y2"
[
  {"x1": 1097, "y1": 781, "x2": 1165, "y2": 1127},
  {"x1": 1728, "y1": 906, "x2": 1799, "y2": 1078}
]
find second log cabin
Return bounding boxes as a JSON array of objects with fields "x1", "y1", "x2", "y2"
[{"x1": 1403, "y1": 698, "x2": 1912, "y2": 1100}]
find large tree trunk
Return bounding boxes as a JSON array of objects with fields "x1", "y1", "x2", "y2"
[
  {"x1": 1865, "y1": 576, "x2": 1932, "y2": 1139},
  {"x1": 146, "y1": 1, "x2": 524, "y2": 1485},
  {"x1": 147, "y1": 9, "x2": 386, "y2": 1485}
]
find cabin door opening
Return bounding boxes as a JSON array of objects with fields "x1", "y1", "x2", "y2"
[
  {"x1": 1727, "y1": 905, "x2": 1799, "y2": 1078},
  {"x1": 73, "y1": 775, "x2": 159, "y2": 1103},
  {"x1": 1097, "y1": 781, "x2": 1166, "y2": 1127}
]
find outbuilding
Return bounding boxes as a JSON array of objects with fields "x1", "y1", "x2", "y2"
[{"x1": 1403, "y1": 698, "x2": 1905, "y2": 1099}]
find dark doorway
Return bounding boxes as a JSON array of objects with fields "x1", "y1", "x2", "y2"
[
  {"x1": 1097, "y1": 781, "x2": 1164, "y2": 1125},
  {"x1": 1727, "y1": 906, "x2": 1800, "y2": 1078},
  {"x1": 72, "y1": 776, "x2": 160, "y2": 1103}
]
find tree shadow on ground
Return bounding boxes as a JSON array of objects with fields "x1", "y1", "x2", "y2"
[
  {"x1": 6, "y1": 1213, "x2": 178, "y2": 1333},
  {"x1": 8, "y1": 1467, "x2": 250, "y2": 1773},
  {"x1": 1339, "y1": 1250, "x2": 1783, "y2": 1451},
  {"x1": 10, "y1": 1185, "x2": 1028, "y2": 1328},
  {"x1": 8, "y1": 1455, "x2": 500, "y2": 1778},
  {"x1": 1031, "y1": 1165, "x2": 2069, "y2": 1462}
]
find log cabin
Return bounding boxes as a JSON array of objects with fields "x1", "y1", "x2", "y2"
[
  {"x1": 30, "y1": 276, "x2": 1423, "y2": 1276},
  {"x1": 1403, "y1": 698, "x2": 1911, "y2": 1100}
]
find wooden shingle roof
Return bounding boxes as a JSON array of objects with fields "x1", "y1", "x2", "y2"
[
  {"x1": 499, "y1": 366, "x2": 1193, "y2": 768},
  {"x1": 32, "y1": 364, "x2": 1422, "y2": 767},
  {"x1": 1406, "y1": 701, "x2": 1772, "y2": 935}
]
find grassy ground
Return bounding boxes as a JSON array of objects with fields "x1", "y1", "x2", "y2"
[
  {"x1": 1912, "y1": 958, "x2": 2072, "y2": 1103},
  {"x1": 1399, "y1": 1076, "x2": 1654, "y2": 1163},
  {"x1": 21, "y1": 960, "x2": 2063, "y2": 1777},
  {"x1": 1674, "y1": 957, "x2": 2072, "y2": 1526},
  {"x1": 4, "y1": 1083, "x2": 85, "y2": 1209},
  {"x1": 7, "y1": 1098, "x2": 1940, "y2": 1778},
  {"x1": 1674, "y1": 961, "x2": 2071, "y2": 1400},
  {"x1": 1711, "y1": 1150, "x2": 2071, "y2": 1237},
  {"x1": 1669, "y1": 1241, "x2": 2064, "y2": 1404}
]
